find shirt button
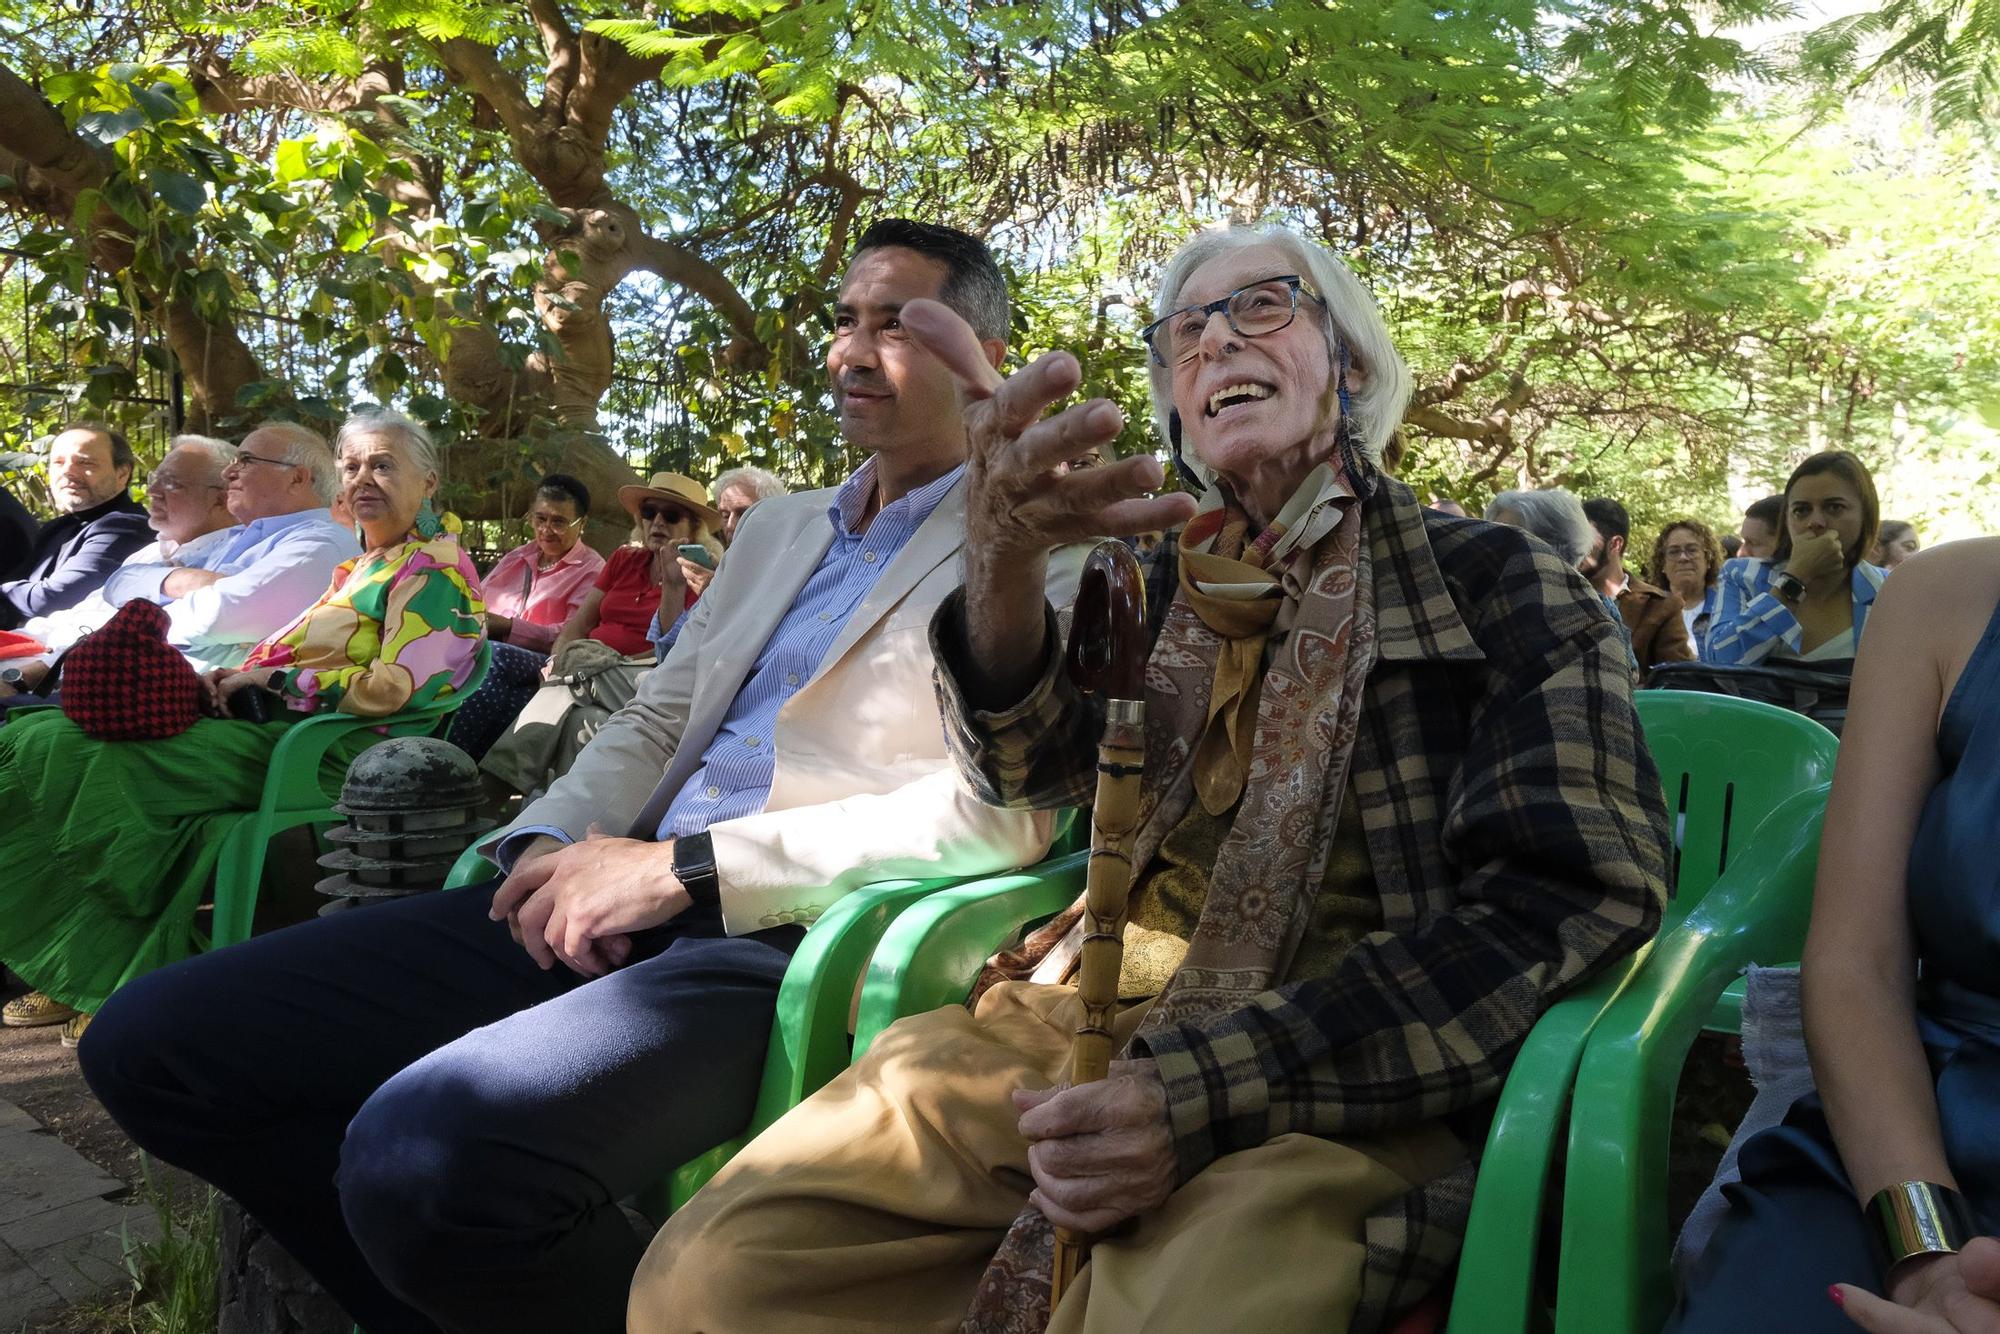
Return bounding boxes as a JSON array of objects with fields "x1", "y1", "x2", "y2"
[
  {"x1": 786, "y1": 673, "x2": 800, "y2": 687},
  {"x1": 705, "y1": 785, "x2": 720, "y2": 799},
  {"x1": 743, "y1": 735, "x2": 759, "y2": 747},
  {"x1": 863, "y1": 551, "x2": 877, "y2": 564},
  {"x1": 817, "y1": 611, "x2": 832, "y2": 622}
]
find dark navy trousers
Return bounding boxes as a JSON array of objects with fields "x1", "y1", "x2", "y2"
[{"x1": 81, "y1": 880, "x2": 802, "y2": 1334}]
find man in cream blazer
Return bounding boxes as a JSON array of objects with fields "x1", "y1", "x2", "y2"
[{"x1": 83, "y1": 220, "x2": 1087, "y2": 1334}]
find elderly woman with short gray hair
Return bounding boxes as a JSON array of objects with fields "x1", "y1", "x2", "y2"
[
  {"x1": 0, "y1": 409, "x2": 484, "y2": 1046},
  {"x1": 628, "y1": 224, "x2": 1671, "y2": 1334},
  {"x1": 1485, "y1": 487, "x2": 1639, "y2": 673}
]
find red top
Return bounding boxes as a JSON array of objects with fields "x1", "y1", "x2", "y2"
[{"x1": 592, "y1": 545, "x2": 695, "y2": 657}]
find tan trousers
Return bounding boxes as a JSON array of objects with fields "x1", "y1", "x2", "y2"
[{"x1": 629, "y1": 982, "x2": 1462, "y2": 1333}]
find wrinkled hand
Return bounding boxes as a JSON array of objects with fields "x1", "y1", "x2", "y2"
[
  {"x1": 677, "y1": 557, "x2": 713, "y2": 599},
  {"x1": 1013, "y1": 1059, "x2": 1177, "y2": 1235},
  {"x1": 204, "y1": 666, "x2": 282, "y2": 716},
  {"x1": 1788, "y1": 530, "x2": 1848, "y2": 589},
  {"x1": 1838, "y1": 1238, "x2": 2000, "y2": 1333},
  {"x1": 900, "y1": 299, "x2": 1196, "y2": 571},
  {"x1": 651, "y1": 544, "x2": 689, "y2": 602},
  {"x1": 161, "y1": 566, "x2": 224, "y2": 599},
  {"x1": 488, "y1": 825, "x2": 689, "y2": 977}
]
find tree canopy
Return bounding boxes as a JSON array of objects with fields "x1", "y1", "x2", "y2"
[{"x1": 3, "y1": 0, "x2": 1996, "y2": 555}]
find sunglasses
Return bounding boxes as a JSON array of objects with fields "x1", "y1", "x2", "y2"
[{"x1": 641, "y1": 504, "x2": 692, "y2": 524}]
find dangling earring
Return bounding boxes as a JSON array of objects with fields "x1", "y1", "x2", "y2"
[
  {"x1": 1333, "y1": 340, "x2": 1377, "y2": 498},
  {"x1": 415, "y1": 496, "x2": 444, "y2": 540}
]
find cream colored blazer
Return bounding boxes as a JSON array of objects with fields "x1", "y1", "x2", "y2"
[{"x1": 487, "y1": 473, "x2": 1088, "y2": 935}]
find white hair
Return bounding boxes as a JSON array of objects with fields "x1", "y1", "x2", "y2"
[
  {"x1": 712, "y1": 465, "x2": 788, "y2": 503},
  {"x1": 166, "y1": 433, "x2": 237, "y2": 479},
  {"x1": 336, "y1": 408, "x2": 438, "y2": 478},
  {"x1": 1485, "y1": 488, "x2": 1596, "y2": 569},
  {"x1": 243, "y1": 421, "x2": 338, "y2": 504},
  {"x1": 1147, "y1": 225, "x2": 1413, "y2": 480}
]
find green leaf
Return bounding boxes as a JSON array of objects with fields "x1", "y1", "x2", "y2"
[
  {"x1": 153, "y1": 169, "x2": 206, "y2": 213},
  {"x1": 77, "y1": 108, "x2": 145, "y2": 145},
  {"x1": 274, "y1": 140, "x2": 312, "y2": 185},
  {"x1": 133, "y1": 83, "x2": 183, "y2": 124}
]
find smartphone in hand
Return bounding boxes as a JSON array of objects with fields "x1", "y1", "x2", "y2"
[{"x1": 677, "y1": 543, "x2": 718, "y2": 571}]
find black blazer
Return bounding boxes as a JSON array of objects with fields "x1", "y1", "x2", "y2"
[{"x1": 0, "y1": 491, "x2": 151, "y2": 629}]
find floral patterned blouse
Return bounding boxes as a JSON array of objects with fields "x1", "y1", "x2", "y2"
[{"x1": 243, "y1": 524, "x2": 486, "y2": 717}]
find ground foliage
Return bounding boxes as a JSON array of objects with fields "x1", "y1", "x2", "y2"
[{"x1": 0, "y1": 0, "x2": 1995, "y2": 545}]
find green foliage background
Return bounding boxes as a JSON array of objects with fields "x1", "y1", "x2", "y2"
[{"x1": 2, "y1": 0, "x2": 1997, "y2": 561}]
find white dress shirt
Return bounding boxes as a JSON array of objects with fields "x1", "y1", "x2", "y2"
[{"x1": 100, "y1": 507, "x2": 358, "y2": 671}]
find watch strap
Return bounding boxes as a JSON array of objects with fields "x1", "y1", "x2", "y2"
[{"x1": 672, "y1": 830, "x2": 720, "y2": 909}]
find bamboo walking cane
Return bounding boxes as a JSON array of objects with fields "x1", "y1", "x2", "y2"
[{"x1": 1049, "y1": 539, "x2": 1149, "y2": 1308}]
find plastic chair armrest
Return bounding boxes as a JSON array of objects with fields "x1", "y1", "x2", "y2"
[
  {"x1": 852, "y1": 850, "x2": 1090, "y2": 1060},
  {"x1": 1554, "y1": 784, "x2": 1830, "y2": 1334},
  {"x1": 1446, "y1": 955, "x2": 1643, "y2": 1334}
]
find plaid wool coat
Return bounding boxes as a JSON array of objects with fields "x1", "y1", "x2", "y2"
[{"x1": 931, "y1": 476, "x2": 1674, "y2": 1330}]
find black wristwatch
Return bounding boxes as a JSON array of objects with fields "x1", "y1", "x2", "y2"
[
  {"x1": 672, "y1": 831, "x2": 720, "y2": 909},
  {"x1": 1771, "y1": 570, "x2": 1807, "y2": 603},
  {"x1": 0, "y1": 667, "x2": 23, "y2": 692}
]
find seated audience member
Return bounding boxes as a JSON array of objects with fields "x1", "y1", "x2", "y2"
[
  {"x1": 1872, "y1": 518, "x2": 1920, "y2": 570},
  {"x1": 480, "y1": 474, "x2": 604, "y2": 653},
  {"x1": 0, "y1": 409, "x2": 482, "y2": 1045},
  {"x1": 445, "y1": 474, "x2": 604, "y2": 760},
  {"x1": 0, "y1": 480, "x2": 35, "y2": 575},
  {"x1": 479, "y1": 471, "x2": 724, "y2": 791},
  {"x1": 0, "y1": 422, "x2": 152, "y2": 628},
  {"x1": 647, "y1": 465, "x2": 790, "y2": 659},
  {"x1": 94, "y1": 422, "x2": 355, "y2": 671},
  {"x1": 0, "y1": 435, "x2": 236, "y2": 702},
  {"x1": 1721, "y1": 531, "x2": 1743, "y2": 559},
  {"x1": 1708, "y1": 451, "x2": 1885, "y2": 667},
  {"x1": 1430, "y1": 496, "x2": 1469, "y2": 516},
  {"x1": 1652, "y1": 517, "x2": 1726, "y2": 655},
  {"x1": 1667, "y1": 536, "x2": 2000, "y2": 1334},
  {"x1": 1739, "y1": 493, "x2": 1784, "y2": 560},
  {"x1": 1486, "y1": 486, "x2": 1638, "y2": 673},
  {"x1": 1583, "y1": 496, "x2": 1695, "y2": 682},
  {"x1": 629, "y1": 224, "x2": 1669, "y2": 1334},
  {"x1": 81, "y1": 218, "x2": 1086, "y2": 1334}
]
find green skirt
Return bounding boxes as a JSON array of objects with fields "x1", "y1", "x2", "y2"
[{"x1": 0, "y1": 710, "x2": 370, "y2": 1013}]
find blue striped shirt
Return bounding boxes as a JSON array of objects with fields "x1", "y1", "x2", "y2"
[
  {"x1": 1704, "y1": 556, "x2": 1885, "y2": 665},
  {"x1": 652, "y1": 457, "x2": 964, "y2": 839},
  {"x1": 496, "y1": 458, "x2": 964, "y2": 870}
]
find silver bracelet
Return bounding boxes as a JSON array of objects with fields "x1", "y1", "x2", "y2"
[{"x1": 1868, "y1": 1181, "x2": 1978, "y2": 1269}]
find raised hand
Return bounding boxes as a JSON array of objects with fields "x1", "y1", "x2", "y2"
[
  {"x1": 901, "y1": 298, "x2": 1195, "y2": 708},
  {"x1": 901, "y1": 298, "x2": 1195, "y2": 564}
]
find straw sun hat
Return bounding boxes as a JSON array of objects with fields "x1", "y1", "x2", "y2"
[{"x1": 617, "y1": 472, "x2": 723, "y2": 529}]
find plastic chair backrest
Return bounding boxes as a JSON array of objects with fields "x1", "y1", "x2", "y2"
[{"x1": 1631, "y1": 691, "x2": 1837, "y2": 914}]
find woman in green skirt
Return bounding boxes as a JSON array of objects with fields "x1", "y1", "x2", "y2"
[{"x1": 0, "y1": 409, "x2": 485, "y2": 1045}]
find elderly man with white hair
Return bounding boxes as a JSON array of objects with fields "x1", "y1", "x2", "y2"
[
  {"x1": 95, "y1": 421, "x2": 356, "y2": 672},
  {"x1": 629, "y1": 225, "x2": 1672, "y2": 1334},
  {"x1": 0, "y1": 434, "x2": 238, "y2": 702}
]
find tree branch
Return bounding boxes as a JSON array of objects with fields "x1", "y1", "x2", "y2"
[{"x1": 628, "y1": 227, "x2": 769, "y2": 362}]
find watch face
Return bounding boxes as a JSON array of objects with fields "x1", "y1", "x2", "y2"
[{"x1": 0, "y1": 668, "x2": 21, "y2": 686}]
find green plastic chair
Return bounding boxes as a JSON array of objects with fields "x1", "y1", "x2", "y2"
[
  {"x1": 208, "y1": 643, "x2": 493, "y2": 949},
  {"x1": 1444, "y1": 692, "x2": 1837, "y2": 1334},
  {"x1": 1550, "y1": 783, "x2": 1829, "y2": 1334}
]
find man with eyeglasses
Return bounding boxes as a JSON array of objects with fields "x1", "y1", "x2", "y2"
[
  {"x1": 1581, "y1": 496, "x2": 1694, "y2": 684},
  {"x1": 84, "y1": 219, "x2": 1089, "y2": 1334},
  {"x1": 0, "y1": 434, "x2": 238, "y2": 704},
  {"x1": 94, "y1": 421, "x2": 355, "y2": 672},
  {"x1": 0, "y1": 421, "x2": 152, "y2": 630}
]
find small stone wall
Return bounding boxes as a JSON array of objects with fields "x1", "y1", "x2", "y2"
[{"x1": 216, "y1": 1200, "x2": 351, "y2": 1334}]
